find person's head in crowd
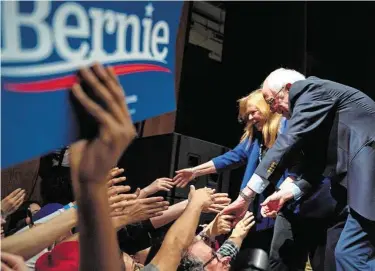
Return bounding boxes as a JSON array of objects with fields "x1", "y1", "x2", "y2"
[
  {"x1": 6, "y1": 200, "x2": 41, "y2": 233},
  {"x1": 178, "y1": 211, "x2": 255, "y2": 271},
  {"x1": 178, "y1": 240, "x2": 230, "y2": 271},
  {"x1": 262, "y1": 68, "x2": 306, "y2": 118},
  {"x1": 238, "y1": 89, "x2": 282, "y2": 148}
]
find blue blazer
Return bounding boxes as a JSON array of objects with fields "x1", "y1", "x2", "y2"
[{"x1": 212, "y1": 118, "x2": 289, "y2": 231}]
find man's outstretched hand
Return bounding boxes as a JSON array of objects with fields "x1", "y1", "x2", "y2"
[{"x1": 260, "y1": 189, "x2": 293, "y2": 218}]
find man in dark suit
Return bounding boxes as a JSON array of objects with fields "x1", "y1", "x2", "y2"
[{"x1": 223, "y1": 68, "x2": 375, "y2": 270}]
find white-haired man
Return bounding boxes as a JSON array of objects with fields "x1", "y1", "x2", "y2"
[{"x1": 223, "y1": 68, "x2": 375, "y2": 270}]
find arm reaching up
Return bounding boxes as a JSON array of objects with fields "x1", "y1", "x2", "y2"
[{"x1": 149, "y1": 186, "x2": 214, "y2": 271}]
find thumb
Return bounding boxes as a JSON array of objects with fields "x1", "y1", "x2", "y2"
[
  {"x1": 190, "y1": 185, "x2": 196, "y2": 193},
  {"x1": 135, "y1": 188, "x2": 141, "y2": 197},
  {"x1": 260, "y1": 196, "x2": 271, "y2": 206},
  {"x1": 222, "y1": 204, "x2": 236, "y2": 215}
]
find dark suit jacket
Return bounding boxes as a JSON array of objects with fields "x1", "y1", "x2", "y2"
[{"x1": 255, "y1": 77, "x2": 375, "y2": 221}]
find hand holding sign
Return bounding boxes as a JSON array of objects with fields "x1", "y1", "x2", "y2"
[{"x1": 70, "y1": 63, "x2": 137, "y2": 185}]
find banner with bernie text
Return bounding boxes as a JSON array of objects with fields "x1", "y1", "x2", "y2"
[{"x1": 1, "y1": 1, "x2": 183, "y2": 169}]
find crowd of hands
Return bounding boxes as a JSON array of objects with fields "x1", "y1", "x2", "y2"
[{"x1": 1, "y1": 63, "x2": 257, "y2": 271}]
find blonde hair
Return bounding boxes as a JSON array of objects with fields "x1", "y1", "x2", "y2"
[{"x1": 238, "y1": 89, "x2": 282, "y2": 148}]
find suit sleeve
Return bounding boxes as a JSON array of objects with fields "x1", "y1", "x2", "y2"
[
  {"x1": 252, "y1": 87, "x2": 337, "y2": 188},
  {"x1": 212, "y1": 139, "x2": 252, "y2": 172}
]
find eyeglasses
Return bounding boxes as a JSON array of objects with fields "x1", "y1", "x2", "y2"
[
  {"x1": 265, "y1": 86, "x2": 285, "y2": 108},
  {"x1": 203, "y1": 250, "x2": 230, "y2": 268}
]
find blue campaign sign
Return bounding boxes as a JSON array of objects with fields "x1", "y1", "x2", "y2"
[{"x1": 1, "y1": 1, "x2": 183, "y2": 169}]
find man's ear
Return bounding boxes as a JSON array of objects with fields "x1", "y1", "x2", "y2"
[{"x1": 285, "y1": 83, "x2": 292, "y2": 91}]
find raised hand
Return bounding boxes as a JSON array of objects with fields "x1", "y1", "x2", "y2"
[
  {"x1": 173, "y1": 168, "x2": 196, "y2": 188},
  {"x1": 231, "y1": 211, "x2": 255, "y2": 239},
  {"x1": 188, "y1": 186, "x2": 214, "y2": 210},
  {"x1": 221, "y1": 196, "x2": 250, "y2": 226},
  {"x1": 1, "y1": 188, "x2": 26, "y2": 218},
  {"x1": 142, "y1": 178, "x2": 174, "y2": 197},
  {"x1": 106, "y1": 167, "x2": 126, "y2": 187},
  {"x1": 203, "y1": 193, "x2": 231, "y2": 213},
  {"x1": 70, "y1": 63, "x2": 137, "y2": 185},
  {"x1": 210, "y1": 213, "x2": 235, "y2": 236}
]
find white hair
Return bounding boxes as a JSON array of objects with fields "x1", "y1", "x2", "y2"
[{"x1": 265, "y1": 68, "x2": 306, "y2": 91}]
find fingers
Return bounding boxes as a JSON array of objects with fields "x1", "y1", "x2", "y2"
[
  {"x1": 244, "y1": 221, "x2": 256, "y2": 231},
  {"x1": 260, "y1": 196, "x2": 271, "y2": 206},
  {"x1": 175, "y1": 169, "x2": 188, "y2": 174},
  {"x1": 14, "y1": 195, "x2": 25, "y2": 209},
  {"x1": 208, "y1": 204, "x2": 227, "y2": 212},
  {"x1": 135, "y1": 188, "x2": 141, "y2": 198},
  {"x1": 8, "y1": 188, "x2": 23, "y2": 198},
  {"x1": 109, "y1": 193, "x2": 137, "y2": 207},
  {"x1": 146, "y1": 202, "x2": 169, "y2": 214},
  {"x1": 212, "y1": 193, "x2": 229, "y2": 199},
  {"x1": 72, "y1": 82, "x2": 114, "y2": 127},
  {"x1": 108, "y1": 185, "x2": 131, "y2": 197},
  {"x1": 221, "y1": 204, "x2": 236, "y2": 215},
  {"x1": 140, "y1": 196, "x2": 164, "y2": 204},
  {"x1": 106, "y1": 66, "x2": 129, "y2": 119},
  {"x1": 264, "y1": 210, "x2": 278, "y2": 218},
  {"x1": 158, "y1": 177, "x2": 173, "y2": 182},
  {"x1": 107, "y1": 66, "x2": 121, "y2": 86},
  {"x1": 1, "y1": 252, "x2": 25, "y2": 269},
  {"x1": 220, "y1": 214, "x2": 236, "y2": 221},
  {"x1": 213, "y1": 196, "x2": 231, "y2": 205},
  {"x1": 175, "y1": 178, "x2": 190, "y2": 188},
  {"x1": 107, "y1": 176, "x2": 127, "y2": 188},
  {"x1": 12, "y1": 189, "x2": 26, "y2": 201},
  {"x1": 81, "y1": 64, "x2": 125, "y2": 124},
  {"x1": 108, "y1": 168, "x2": 125, "y2": 180}
]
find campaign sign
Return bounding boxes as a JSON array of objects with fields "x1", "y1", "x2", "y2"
[{"x1": 1, "y1": 1, "x2": 183, "y2": 169}]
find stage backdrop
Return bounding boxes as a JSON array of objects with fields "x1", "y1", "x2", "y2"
[{"x1": 1, "y1": 1, "x2": 183, "y2": 169}]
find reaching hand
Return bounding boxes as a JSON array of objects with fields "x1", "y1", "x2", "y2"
[
  {"x1": 203, "y1": 193, "x2": 231, "y2": 213},
  {"x1": 106, "y1": 167, "x2": 126, "y2": 187},
  {"x1": 113, "y1": 197, "x2": 169, "y2": 226},
  {"x1": 210, "y1": 213, "x2": 235, "y2": 236},
  {"x1": 221, "y1": 196, "x2": 250, "y2": 226},
  {"x1": 1, "y1": 252, "x2": 27, "y2": 271},
  {"x1": 1, "y1": 188, "x2": 26, "y2": 218},
  {"x1": 260, "y1": 190, "x2": 293, "y2": 217},
  {"x1": 142, "y1": 177, "x2": 174, "y2": 197},
  {"x1": 173, "y1": 168, "x2": 196, "y2": 188},
  {"x1": 188, "y1": 186, "x2": 214, "y2": 209},
  {"x1": 231, "y1": 212, "x2": 255, "y2": 239},
  {"x1": 70, "y1": 63, "x2": 137, "y2": 185}
]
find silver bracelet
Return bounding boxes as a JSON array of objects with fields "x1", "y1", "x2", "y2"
[{"x1": 239, "y1": 190, "x2": 255, "y2": 202}]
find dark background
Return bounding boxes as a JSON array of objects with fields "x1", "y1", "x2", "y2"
[{"x1": 176, "y1": 1, "x2": 375, "y2": 149}]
